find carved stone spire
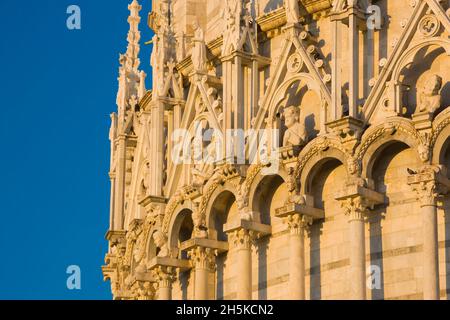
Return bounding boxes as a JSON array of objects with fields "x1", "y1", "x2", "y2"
[
  {"x1": 126, "y1": 0, "x2": 142, "y2": 72},
  {"x1": 116, "y1": 0, "x2": 146, "y2": 128}
]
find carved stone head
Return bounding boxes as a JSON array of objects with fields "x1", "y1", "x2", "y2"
[
  {"x1": 423, "y1": 74, "x2": 442, "y2": 96},
  {"x1": 152, "y1": 230, "x2": 166, "y2": 248},
  {"x1": 283, "y1": 105, "x2": 300, "y2": 128}
]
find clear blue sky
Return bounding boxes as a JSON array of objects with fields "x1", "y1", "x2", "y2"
[{"x1": 0, "y1": 1, "x2": 153, "y2": 299}]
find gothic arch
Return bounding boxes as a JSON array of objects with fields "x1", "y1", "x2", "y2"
[
  {"x1": 391, "y1": 38, "x2": 450, "y2": 84},
  {"x1": 357, "y1": 118, "x2": 424, "y2": 179},
  {"x1": 267, "y1": 73, "x2": 324, "y2": 124},
  {"x1": 124, "y1": 138, "x2": 151, "y2": 228},
  {"x1": 389, "y1": 38, "x2": 450, "y2": 114}
]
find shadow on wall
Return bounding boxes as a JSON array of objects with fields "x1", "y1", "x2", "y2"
[
  {"x1": 444, "y1": 144, "x2": 450, "y2": 299},
  {"x1": 309, "y1": 222, "x2": 323, "y2": 300}
]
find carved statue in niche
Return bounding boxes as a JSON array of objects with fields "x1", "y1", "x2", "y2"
[
  {"x1": 152, "y1": 230, "x2": 169, "y2": 257},
  {"x1": 191, "y1": 135, "x2": 217, "y2": 188},
  {"x1": 282, "y1": 105, "x2": 307, "y2": 147},
  {"x1": 285, "y1": 0, "x2": 300, "y2": 25},
  {"x1": 417, "y1": 74, "x2": 443, "y2": 114},
  {"x1": 142, "y1": 161, "x2": 151, "y2": 197},
  {"x1": 191, "y1": 21, "x2": 207, "y2": 73},
  {"x1": 150, "y1": 33, "x2": 165, "y2": 96}
]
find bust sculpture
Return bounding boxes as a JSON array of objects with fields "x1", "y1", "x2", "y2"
[
  {"x1": 283, "y1": 105, "x2": 307, "y2": 147},
  {"x1": 152, "y1": 230, "x2": 169, "y2": 258},
  {"x1": 417, "y1": 74, "x2": 442, "y2": 114}
]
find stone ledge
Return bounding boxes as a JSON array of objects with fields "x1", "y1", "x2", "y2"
[
  {"x1": 335, "y1": 185, "x2": 385, "y2": 206},
  {"x1": 147, "y1": 256, "x2": 191, "y2": 272},
  {"x1": 105, "y1": 230, "x2": 126, "y2": 241},
  {"x1": 180, "y1": 238, "x2": 229, "y2": 254},
  {"x1": 275, "y1": 203, "x2": 325, "y2": 220},
  {"x1": 223, "y1": 218, "x2": 272, "y2": 237}
]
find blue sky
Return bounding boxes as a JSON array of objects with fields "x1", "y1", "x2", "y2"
[{"x1": 0, "y1": 1, "x2": 153, "y2": 299}]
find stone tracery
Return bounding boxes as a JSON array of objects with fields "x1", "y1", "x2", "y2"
[{"x1": 103, "y1": 0, "x2": 450, "y2": 301}]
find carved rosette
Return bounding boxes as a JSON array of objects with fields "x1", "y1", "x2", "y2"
[
  {"x1": 151, "y1": 265, "x2": 176, "y2": 289},
  {"x1": 285, "y1": 213, "x2": 313, "y2": 236},
  {"x1": 287, "y1": 52, "x2": 303, "y2": 73},
  {"x1": 418, "y1": 14, "x2": 441, "y2": 38},
  {"x1": 187, "y1": 246, "x2": 216, "y2": 271},
  {"x1": 340, "y1": 196, "x2": 368, "y2": 222}
]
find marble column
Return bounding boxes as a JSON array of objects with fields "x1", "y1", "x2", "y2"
[
  {"x1": 286, "y1": 214, "x2": 312, "y2": 300},
  {"x1": 230, "y1": 228, "x2": 254, "y2": 300},
  {"x1": 188, "y1": 246, "x2": 215, "y2": 300},
  {"x1": 341, "y1": 196, "x2": 367, "y2": 300},
  {"x1": 421, "y1": 190, "x2": 439, "y2": 300},
  {"x1": 152, "y1": 266, "x2": 175, "y2": 300},
  {"x1": 408, "y1": 166, "x2": 448, "y2": 300}
]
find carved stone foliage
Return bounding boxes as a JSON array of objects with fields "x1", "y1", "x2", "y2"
[
  {"x1": 408, "y1": 165, "x2": 448, "y2": 207},
  {"x1": 105, "y1": 0, "x2": 450, "y2": 301},
  {"x1": 152, "y1": 265, "x2": 176, "y2": 289},
  {"x1": 130, "y1": 280, "x2": 155, "y2": 300},
  {"x1": 187, "y1": 246, "x2": 216, "y2": 271},
  {"x1": 339, "y1": 196, "x2": 368, "y2": 222},
  {"x1": 228, "y1": 228, "x2": 254, "y2": 250},
  {"x1": 294, "y1": 135, "x2": 349, "y2": 184},
  {"x1": 285, "y1": 213, "x2": 313, "y2": 235}
]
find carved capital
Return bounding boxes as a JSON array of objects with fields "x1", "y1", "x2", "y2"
[
  {"x1": 408, "y1": 165, "x2": 449, "y2": 207},
  {"x1": 187, "y1": 246, "x2": 216, "y2": 271},
  {"x1": 229, "y1": 228, "x2": 255, "y2": 250},
  {"x1": 151, "y1": 265, "x2": 176, "y2": 289},
  {"x1": 285, "y1": 213, "x2": 313, "y2": 235},
  {"x1": 130, "y1": 280, "x2": 155, "y2": 300},
  {"x1": 339, "y1": 196, "x2": 368, "y2": 222}
]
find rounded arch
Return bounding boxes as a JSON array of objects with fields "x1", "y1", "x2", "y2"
[
  {"x1": 431, "y1": 108, "x2": 450, "y2": 165},
  {"x1": 295, "y1": 136, "x2": 350, "y2": 195},
  {"x1": 249, "y1": 174, "x2": 286, "y2": 224},
  {"x1": 167, "y1": 202, "x2": 196, "y2": 250},
  {"x1": 357, "y1": 118, "x2": 423, "y2": 179},
  {"x1": 142, "y1": 224, "x2": 158, "y2": 263},
  {"x1": 302, "y1": 153, "x2": 346, "y2": 195},
  {"x1": 204, "y1": 182, "x2": 239, "y2": 241}
]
